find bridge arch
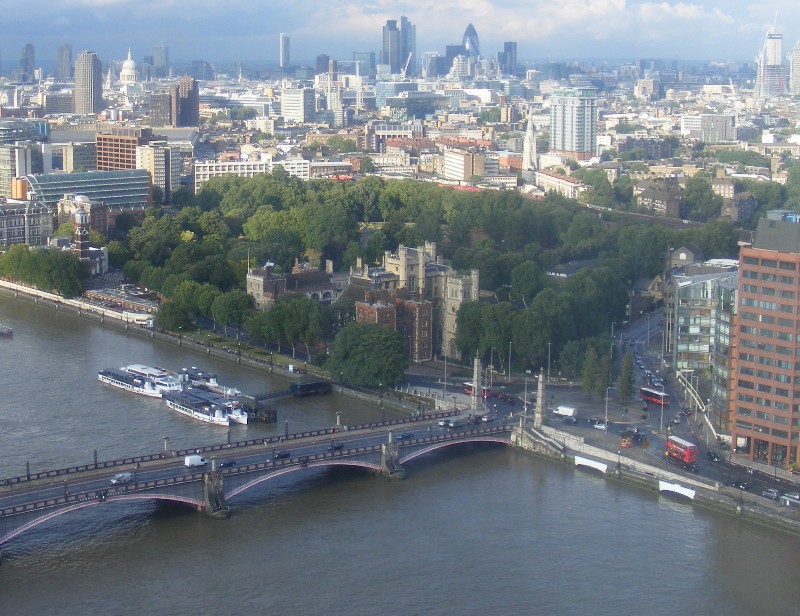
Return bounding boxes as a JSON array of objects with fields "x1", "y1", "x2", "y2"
[
  {"x1": 0, "y1": 493, "x2": 204, "y2": 547},
  {"x1": 399, "y1": 435, "x2": 510, "y2": 465},
  {"x1": 226, "y1": 459, "x2": 382, "y2": 500}
]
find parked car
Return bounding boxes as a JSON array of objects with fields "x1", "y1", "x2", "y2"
[
  {"x1": 762, "y1": 488, "x2": 781, "y2": 501},
  {"x1": 110, "y1": 472, "x2": 134, "y2": 485}
]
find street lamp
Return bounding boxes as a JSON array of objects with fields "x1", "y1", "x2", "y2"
[
  {"x1": 547, "y1": 342, "x2": 551, "y2": 384},
  {"x1": 524, "y1": 369, "x2": 531, "y2": 422},
  {"x1": 178, "y1": 325, "x2": 182, "y2": 347},
  {"x1": 605, "y1": 386, "x2": 611, "y2": 432},
  {"x1": 508, "y1": 341, "x2": 512, "y2": 382}
]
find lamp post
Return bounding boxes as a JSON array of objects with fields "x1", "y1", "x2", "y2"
[
  {"x1": 524, "y1": 369, "x2": 531, "y2": 421},
  {"x1": 507, "y1": 341, "x2": 512, "y2": 382},
  {"x1": 647, "y1": 313, "x2": 651, "y2": 350},
  {"x1": 178, "y1": 325, "x2": 182, "y2": 347},
  {"x1": 547, "y1": 342, "x2": 552, "y2": 384},
  {"x1": 490, "y1": 347, "x2": 495, "y2": 387},
  {"x1": 605, "y1": 386, "x2": 611, "y2": 433}
]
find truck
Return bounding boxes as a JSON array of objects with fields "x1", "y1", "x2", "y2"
[
  {"x1": 184, "y1": 454, "x2": 207, "y2": 468},
  {"x1": 665, "y1": 435, "x2": 697, "y2": 464},
  {"x1": 553, "y1": 406, "x2": 576, "y2": 418}
]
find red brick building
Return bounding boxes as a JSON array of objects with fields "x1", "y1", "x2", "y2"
[{"x1": 355, "y1": 289, "x2": 432, "y2": 363}]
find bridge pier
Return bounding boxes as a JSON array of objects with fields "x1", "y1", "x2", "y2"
[
  {"x1": 203, "y1": 471, "x2": 231, "y2": 519},
  {"x1": 380, "y1": 440, "x2": 405, "y2": 479}
]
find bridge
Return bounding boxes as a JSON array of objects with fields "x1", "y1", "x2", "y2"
[{"x1": 0, "y1": 413, "x2": 514, "y2": 548}]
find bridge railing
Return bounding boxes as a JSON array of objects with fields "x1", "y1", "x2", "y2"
[{"x1": 0, "y1": 410, "x2": 468, "y2": 487}]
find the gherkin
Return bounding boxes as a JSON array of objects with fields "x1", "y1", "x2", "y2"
[{"x1": 462, "y1": 23, "x2": 480, "y2": 60}]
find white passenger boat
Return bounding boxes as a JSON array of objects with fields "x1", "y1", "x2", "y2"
[
  {"x1": 162, "y1": 390, "x2": 230, "y2": 426},
  {"x1": 98, "y1": 364, "x2": 183, "y2": 398}
]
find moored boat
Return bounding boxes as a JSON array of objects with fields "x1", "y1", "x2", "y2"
[
  {"x1": 162, "y1": 390, "x2": 230, "y2": 426},
  {"x1": 178, "y1": 367, "x2": 242, "y2": 397},
  {"x1": 98, "y1": 364, "x2": 182, "y2": 398},
  {"x1": 0, "y1": 324, "x2": 12, "y2": 337}
]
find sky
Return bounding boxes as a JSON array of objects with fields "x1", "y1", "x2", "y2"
[{"x1": 2, "y1": 0, "x2": 800, "y2": 71}]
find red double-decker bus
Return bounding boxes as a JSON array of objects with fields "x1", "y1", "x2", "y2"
[
  {"x1": 640, "y1": 387, "x2": 670, "y2": 406},
  {"x1": 463, "y1": 382, "x2": 490, "y2": 398}
]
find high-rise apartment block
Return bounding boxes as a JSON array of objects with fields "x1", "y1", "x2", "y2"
[
  {"x1": 136, "y1": 141, "x2": 182, "y2": 203},
  {"x1": 549, "y1": 86, "x2": 598, "y2": 160},
  {"x1": 170, "y1": 77, "x2": 200, "y2": 127},
  {"x1": 73, "y1": 51, "x2": 103, "y2": 115},
  {"x1": 730, "y1": 214, "x2": 800, "y2": 467},
  {"x1": 755, "y1": 29, "x2": 787, "y2": 100}
]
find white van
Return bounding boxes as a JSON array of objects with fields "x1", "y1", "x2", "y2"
[{"x1": 184, "y1": 454, "x2": 207, "y2": 468}]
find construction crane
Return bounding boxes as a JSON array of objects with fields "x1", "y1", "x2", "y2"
[
  {"x1": 335, "y1": 60, "x2": 363, "y2": 112},
  {"x1": 401, "y1": 52, "x2": 413, "y2": 79}
]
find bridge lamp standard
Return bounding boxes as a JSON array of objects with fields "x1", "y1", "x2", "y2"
[
  {"x1": 523, "y1": 369, "x2": 531, "y2": 424},
  {"x1": 605, "y1": 387, "x2": 611, "y2": 434}
]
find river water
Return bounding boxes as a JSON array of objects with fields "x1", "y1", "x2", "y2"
[{"x1": 1, "y1": 294, "x2": 799, "y2": 615}]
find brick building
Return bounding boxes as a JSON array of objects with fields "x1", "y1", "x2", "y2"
[{"x1": 356, "y1": 289, "x2": 433, "y2": 363}]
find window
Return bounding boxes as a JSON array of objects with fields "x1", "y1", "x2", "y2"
[
  {"x1": 762, "y1": 287, "x2": 776, "y2": 296},
  {"x1": 779, "y1": 275, "x2": 795, "y2": 284},
  {"x1": 761, "y1": 273, "x2": 777, "y2": 282},
  {"x1": 743, "y1": 256, "x2": 759, "y2": 265},
  {"x1": 777, "y1": 331, "x2": 794, "y2": 342},
  {"x1": 738, "y1": 379, "x2": 754, "y2": 389},
  {"x1": 780, "y1": 290, "x2": 795, "y2": 299},
  {"x1": 779, "y1": 261, "x2": 796, "y2": 271},
  {"x1": 756, "y1": 369, "x2": 773, "y2": 379},
  {"x1": 762, "y1": 259, "x2": 778, "y2": 268}
]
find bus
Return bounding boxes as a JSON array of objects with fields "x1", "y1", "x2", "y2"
[
  {"x1": 640, "y1": 387, "x2": 670, "y2": 406},
  {"x1": 463, "y1": 382, "x2": 491, "y2": 398}
]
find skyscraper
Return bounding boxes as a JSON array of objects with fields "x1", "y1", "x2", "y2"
[
  {"x1": 549, "y1": 86, "x2": 597, "y2": 161},
  {"x1": 279, "y1": 33, "x2": 290, "y2": 68},
  {"x1": 382, "y1": 20, "x2": 400, "y2": 73},
  {"x1": 790, "y1": 41, "x2": 800, "y2": 96},
  {"x1": 57, "y1": 45, "x2": 72, "y2": 81},
  {"x1": 315, "y1": 54, "x2": 330, "y2": 75},
  {"x1": 153, "y1": 43, "x2": 169, "y2": 78},
  {"x1": 755, "y1": 27, "x2": 787, "y2": 101},
  {"x1": 462, "y1": 24, "x2": 480, "y2": 61},
  {"x1": 399, "y1": 16, "x2": 416, "y2": 76},
  {"x1": 19, "y1": 43, "x2": 35, "y2": 81},
  {"x1": 73, "y1": 51, "x2": 103, "y2": 115},
  {"x1": 500, "y1": 41, "x2": 517, "y2": 75}
]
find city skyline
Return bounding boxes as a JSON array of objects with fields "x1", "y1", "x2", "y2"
[{"x1": 2, "y1": 1, "x2": 800, "y2": 72}]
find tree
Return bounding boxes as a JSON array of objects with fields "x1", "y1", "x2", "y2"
[
  {"x1": 360, "y1": 156, "x2": 376, "y2": 173},
  {"x1": 155, "y1": 300, "x2": 193, "y2": 331},
  {"x1": 326, "y1": 322, "x2": 408, "y2": 388},
  {"x1": 510, "y1": 261, "x2": 546, "y2": 307},
  {"x1": 581, "y1": 346, "x2": 602, "y2": 399},
  {"x1": 211, "y1": 289, "x2": 253, "y2": 330}
]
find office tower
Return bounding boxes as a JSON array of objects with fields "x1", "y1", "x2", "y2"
[
  {"x1": 549, "y1": 86, "x2": 597, "y2": 161},
  {"x1": 57, "y1": 45, "x2": 72, "y2": 81},
  {"x1": 729, "y1": 213, "x2": 800, "y2": 467},
  {"x1": 170, "y1": 77, "x2": 199, "y2": 127},
  {"x1": 279, "y1": 33, "x2": 290, "y2": 68},
  {"x1": 96, "y1": 127, "x2": 157, "y2": 171},
  {"x1": 0, "y1": 142, "x2": 38, "y2": 197},
  {"x1": 73, "y1": 51, "x2": 103, "y2": 115},
  {"x1": 500, "y1": 41, "x2": 517, "y2": 75},
  {"x1": 353, "y1": 51, "x2": 376, "y2": 79},
  {"x1": 462, "y1": 24, "x2": 480, "y2": 61},
  {"x1": 755, "y1": 27, "x2": 787, "y2": 100},
  {"x1": 153, "y1": 43, "x2": 169, "y2": 78},
  {"x1": 316, "y1": 54, "x2": 330, "y2": 75},
  {"x1": 399, "y1": 16, "x2": 416, "y2": 76},
  {"x1": 791, "y1": 41, "x2": 800, "y2": 96},
  {"x1": 282, "y1": 88, "x2": 315, "y2": 123},
  {"x1": 383, "y1": 20, "x2": 400, "y2": 73},
  {"x1": 20, "y1": 43, "x2": 35, "y2": 75}
]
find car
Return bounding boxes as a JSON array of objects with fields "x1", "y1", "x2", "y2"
[
  {"x1": 438, "y1": 418, "x2": 451, "y2": 427},
  {"x1": 762, "y1": 488, "x2": 781, "y2": 501},
  {"x1": 217, "y1": 459, "x2": 237, "y2": 469},
  {"x1": 328, "y1": 441, "x2": 345, "y2": 451},
  {"x1": 395, "y1": 433, "x2": 415, "y2": 441},
  {"x1": 684, "y1": 462, "x2": 700, "y2": 473},
  {"x1": 621, "y1": 427, "x2": 640, "y2": 439},
  {"x1": 671, "y1": 415, "x2": 681, "y2": 425},
  {"x1": 782, "y1": 491, "x2": 800, "y2": 501},
  {"x1": 593, "y1": 422, "x2": 608, "y2": 431},
  {"x1": 110, "y1": 472, "x2": 134, "y2": 485},
  {"x1": 729, "y1": 480, "x2": 752, "y2": 490},
  {"x1": 587, "y1": 416, "x2": 604, "y2": 425},
  {"x1": 273, "y1": 450, "x2": 291, "y2": 460},
  {"x1": 632, "y1": 432, "x2": 648, "y2": 444},
  {"x1": 706, "y1": 450, "x2": 722, "y2": 462},
  {"x1": 562, "y1": 416, "x2": 577, "y2": 425},
  {"x1": 481, "y1": 414, "x2": 495, "y2": 422}
]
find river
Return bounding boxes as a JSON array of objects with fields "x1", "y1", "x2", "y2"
[{"x1": 1, "y1": 294, "x2": 799, "y2": 616}]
